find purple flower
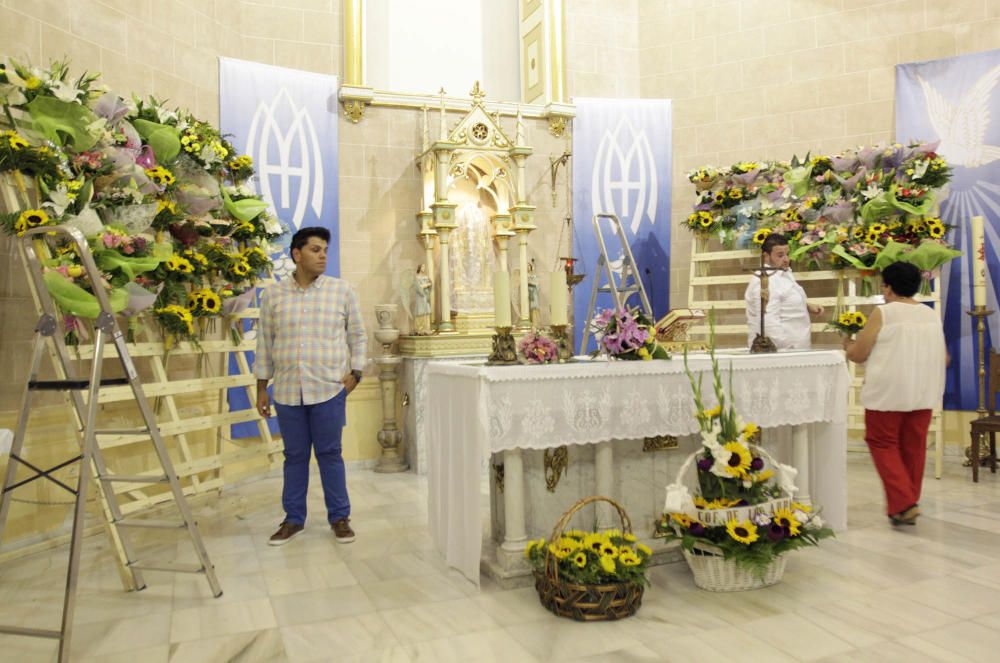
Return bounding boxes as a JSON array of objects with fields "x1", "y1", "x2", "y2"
[
  {"x1": 697, "y1": 457, "x2": 714, "y2": 472},
  {"x1": 767, "y1": 523, "x2": 785, "y2": 542},
  {"x1": 750, "y1": 457, "x2": 765, "y2": 471},
  {"x1": 689, "y1": 522, "x2": 705, "y2": 536}
]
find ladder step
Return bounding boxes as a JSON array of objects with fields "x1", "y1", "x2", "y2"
[
  {"x1": 100, "y1": 474, "x2": 169, "y2": 484},
  {"x1": 129, "y1": 561, "x2": 205, "y2": 574},
  {"x1": 115, "y1": 518, "x2": 186, "y2": 529},
  {"x1": 0, "y1": 625, "x2": 62, "y2": 639},
  {"x1": 94, "y1": 428, "x2": 152, "y2": 436},
  {"x1": 28, "y1": 377, "x2": 129, "y2": 391}
]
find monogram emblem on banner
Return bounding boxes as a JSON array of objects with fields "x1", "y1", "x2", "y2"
[
  {"x1": 590, "y1": 117, "x2": 658, "y2": 235},
  {"x1": 246, "y1": 88, "x2": 325, "y2": 230}
]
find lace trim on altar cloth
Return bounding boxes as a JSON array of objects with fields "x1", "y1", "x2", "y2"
[{"x1": 426, "y1": 349, "x2": 847, "y2": 383}]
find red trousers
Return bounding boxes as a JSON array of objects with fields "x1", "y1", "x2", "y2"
[{"x1": 864, "y1": 409, "x2": 932, "y2": 516}]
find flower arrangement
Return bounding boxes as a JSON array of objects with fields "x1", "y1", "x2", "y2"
[
  {"x1": 827, "y1": 311, "x2": 867, "y2": 336},
  {"x1": 0, "y1": 56, "x2": 284, "y2": 347},
  {"x1": 684, "y1": 142, "x2": 957, "y2": 277},
  {"x1": 657, "y1": 315, "x2": 833, "y2": 582},
  {"x1": 525, "y1": 528, "x2": 653, "y2": 586},
  {"x1": 589, "y1": 307, "x2": 670, "y2": 360},
  {"x1": 518, "y1": 331, "x2": 558, "y2": 364}
]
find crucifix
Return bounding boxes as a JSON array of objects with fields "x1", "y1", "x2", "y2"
[{"x1": 747, "y1": 253, "x2": 781, "y2": 353}]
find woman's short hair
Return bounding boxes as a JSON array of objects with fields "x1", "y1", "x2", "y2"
[{"x1": 881, "y1": 261, "x2": 922, "y2": 298}]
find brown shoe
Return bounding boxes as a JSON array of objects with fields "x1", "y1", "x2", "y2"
[
  {"x1": 331, "y1": 518, "x2": 355, "y2": 543},
  {"x1": 268, "y1": 521, "x2": 304, "y2": 546}
]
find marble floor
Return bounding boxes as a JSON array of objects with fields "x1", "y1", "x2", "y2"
[{"x1": 2, "y1": 453, "x2": 1000, "y2": 662}]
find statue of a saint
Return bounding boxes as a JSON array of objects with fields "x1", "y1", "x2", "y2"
[
  {"x1": 412, "y1": 264, "x2": 433, "y2": 335},
  {"x1": 527, "y1": 261, "x2": 541, "y2": 326}
]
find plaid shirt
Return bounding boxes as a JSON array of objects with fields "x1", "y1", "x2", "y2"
[{"x1": 254, "y1": 275, "x2": 367, "y2": 406}]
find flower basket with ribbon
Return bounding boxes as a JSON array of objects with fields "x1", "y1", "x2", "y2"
[{"x1": 527, "y1": 496, "x2": 650, "y2": 621}]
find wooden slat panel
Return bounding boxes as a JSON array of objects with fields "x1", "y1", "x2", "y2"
[
  {"x1": 98, "y1": 409, "x2": 265, "y2": 449},
  {"x1": 97, "y1": 374, "x2": 257, "y2": 403}
]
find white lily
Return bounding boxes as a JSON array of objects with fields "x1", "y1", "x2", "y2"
[
  {"x1": 861, "y1": 183, "x2": 882, "y2": 200},
  {"x1": 49, "y1": 80, "x2": 81, "y2": 103},
  {"x1": 775, "y1": 462, "x2": 799, "y2": 494}
]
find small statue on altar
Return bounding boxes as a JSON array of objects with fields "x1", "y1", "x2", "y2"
[
  {"x1": 527, "y1": 260, "x2": 541, "y2": 326},
  {"x1": 412, "y1": 264, "x2": 433, "y2": 335}
]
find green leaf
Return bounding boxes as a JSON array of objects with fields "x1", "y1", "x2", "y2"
[
  {"x1": 93, "y1": 249, "x2": 164, "y2": 281},
  {"x1": 133, "y1": 119, "x2": 181, "y2": 164},
  {"x1": 220, "y1": 186, "x2": 269, "y2": 222},
  {"x1": 43, "y1": 271, "x2": 128, "y2": 318},
  {"x1": 26, "y1": 96, "x2": 99, "y2": 150}
]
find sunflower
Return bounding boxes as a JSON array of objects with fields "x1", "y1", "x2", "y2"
[
  {"x1": 726, "y1": 518, "x2": 759, "y2": 545},
  {"x1": 201, "y1": 291, "x2": 222, "y2": 314},
  {"x1": 728, "y1": 188, "x2": 743, "y2": 200},
  {"x1": 620, "y1": 551, "x2": 641, "y2": 567},
  {"x1": 722, "y1": 441, "x2": 752, "y2": 478},
  {"x1": 865, "y1": 232, "x2": 880, "y2": 244},
  {"x1": 714, "y1": 191, "x2": 727, "y2": 204},
  {"x1": 698, "y1": 213, "x2": 714, "y2": 228},
  {"x1": 752, "y1": 228, "x2": 773, "y2": 245},
  {"x1": 852, "y1": 311, "x2": 867, "y2": 326},
  {"x1": 838, "y1": 312, "x2": 854, "y2": 326},
  {"x1": 582, "y1": 533, "x2": 604, "y2": 552},
  {"x1": 166, "y1": 255, "x2": 195, "y2": 273},
  {"x1": 232, "y1": 260, "x2": 251, "y2": 277},
  {"x1": 573, "y1": 551, "x2": 588, "y2": 568},
  {"x1": 145, "y1": 166, "x2": 176, "y2": 187},
  {"x1": 852, "y1": 227, "x2": 865, "y2": 239},
  {"x1": 772, "y1": 507, "x2": 802, "y2": 536},
  {"x1": 753, "y1": 469, "x2": 775, "y2": 482},
  {"x1": 671, "y1": 513, "x2": 694, "y2": 528},
  {"x1": 623, "y1": 532, "x2": 637, "y2": 543},
  {"x1": 636, "y1": 543, "x2": 652, "y2": 557},
  {"x1": 600, "y1": 542, "x2": 619, "y2": 558},
  {"x1": 6, "y1": 131, "x2": 28, "y2": 150},
  {"x1": 548, "y1": 543, "x2": 570, "y2": 560},
  {"x1": 927, "y1": 223, "x2": 945, "y2": 239},
  {"x1": 599, "y1": 554, "x2": 616, "y2": 574},
  {"x1": 19, "y1": 209, "x2": 50, "y2": 228},
  {"x1": 702, "y1": 405, "x2": 721, "y2": 418},
  {"x1": 869, "y1": 222, "x2": 887, "y2": 235},
  {"x1": 743, "y1": 422, "x2": 759, "y2": 439}
]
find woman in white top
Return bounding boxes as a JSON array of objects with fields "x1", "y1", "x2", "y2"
[{"x1": 843, "y1": 261, "x2": 947, "y2": 526}]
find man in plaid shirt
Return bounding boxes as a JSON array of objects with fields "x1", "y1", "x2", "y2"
[{"x1": 255, "y1": 227, "x2": 368, "y2": 546}]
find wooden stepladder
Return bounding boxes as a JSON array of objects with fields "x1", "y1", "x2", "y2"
[
  {"x1": 0, "y1": 225, "x2": 223, "y2": 662},
  {"x1": 579, "y1": 213, "x2": 654, "y2": 354}
]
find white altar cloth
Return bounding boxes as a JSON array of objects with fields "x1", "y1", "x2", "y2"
[{"x1": 427, "y1": 350, "x2": 850, "y2": 583}]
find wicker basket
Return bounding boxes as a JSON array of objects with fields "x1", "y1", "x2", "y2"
[
  {"x1": 533, "y1": 495, "x2": 645, "y2": 621},
  {"x1": 682, "y1": 541, "x2": 787, "y2": 592}
]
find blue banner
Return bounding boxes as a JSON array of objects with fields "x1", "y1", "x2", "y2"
[
  {"x1": 572, "y1": 98, "x2": 672, "y2": 353},
  {"x1": 219, "y1": 57, "x2": 340, "y2": 436},
  {"x1": 896, "y1": 50, "x2": 1000, "y2": 410}
]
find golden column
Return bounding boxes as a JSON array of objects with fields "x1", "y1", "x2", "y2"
[{"x1": 341, "y1": 0, "x2": 374, "y2": 122}]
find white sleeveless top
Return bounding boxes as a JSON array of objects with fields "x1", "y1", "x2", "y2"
[{"x1": 860, "y1": 302, "x2": 946, "y2": 411}]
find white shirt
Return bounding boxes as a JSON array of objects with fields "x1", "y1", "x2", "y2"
[
  {"x1": 745, "y1": 267, "x2": 811, "y2": 350},
  {"x1": 861, "y1": 302, "x2": 946, "y2": 411}
]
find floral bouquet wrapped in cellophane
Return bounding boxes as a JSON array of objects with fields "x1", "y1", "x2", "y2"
[{"x1": 589, "y1": 307, "x2": 670, "y2": 360}]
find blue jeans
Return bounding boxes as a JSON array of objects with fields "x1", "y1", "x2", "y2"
[{"x1": 274, "y1": 391, "x2": 349, "y2": 526}]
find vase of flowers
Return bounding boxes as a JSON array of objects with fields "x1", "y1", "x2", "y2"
[
  {"x1": 518, "y1": 331, "x2": 558, "y2": 364},
  {"x1": 657, "y1": 316, "x2": 833, "y2": 591},
  {"x1": 589, "y1": 307, "x2": 670, "y2": 360},
  {"x1": 526, "y1": 496, "x2": 652, "y2": 621}
]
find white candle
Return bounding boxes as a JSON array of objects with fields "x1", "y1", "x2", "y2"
[
  {"x1": 973, "y1": 215, "x2": 987, "y2": 308},
  {"x1": 493, "y1": 271, "x2": 511, "y2": 327},
  {"x1": 550, "y1": 270, "x2": 568, "y2": 326}
]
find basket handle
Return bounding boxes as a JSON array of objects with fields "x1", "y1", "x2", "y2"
[{"x1": 542, "y1": 495, "x2": 633, "y2": 582}]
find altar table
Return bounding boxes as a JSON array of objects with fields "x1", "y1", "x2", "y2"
[{"x1": 427, "y1": 350, "x2": 850, "y2": 584}]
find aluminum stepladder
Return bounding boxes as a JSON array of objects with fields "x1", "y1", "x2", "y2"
[
  {"x1": 0, "y1": 225, "x2": 222, "y2": 662},
  {"x1": 579, "y1": 213, "x2": 654, "y2": 354}
]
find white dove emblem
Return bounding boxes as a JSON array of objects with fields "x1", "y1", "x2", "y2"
[{"x1": 918, "y1": 64, "x2": 1000, "y2": 167}]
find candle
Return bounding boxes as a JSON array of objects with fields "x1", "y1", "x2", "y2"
[
  {"x1": 493, "y1": 271, "x2": 511, "y2": 327},
  {"x1": 972, "y1": 215, "x2": 987, "y2": 308},
  {"x1": 550, "y1": 270, "x2": 568, "y2": 326}
]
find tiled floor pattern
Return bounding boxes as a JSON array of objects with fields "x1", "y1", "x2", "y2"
[{"x1": 2, "y1": 454, "x2": 1000, "y2": 662}]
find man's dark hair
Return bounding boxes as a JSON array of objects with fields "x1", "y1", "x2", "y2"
[
  {"x1": 881, "y1": 261, "x2": 922, "y2": 298},
  {"x1": 761, "y1": 232, "x2": 789, "y2": 255},
  {"x1": 290, "y1": 227, "x2": 331, "y2": 262}
]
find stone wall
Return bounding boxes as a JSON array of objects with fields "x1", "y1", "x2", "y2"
[{"x1": 638, "y1": 0, "x2": 1000, "y2": 307}]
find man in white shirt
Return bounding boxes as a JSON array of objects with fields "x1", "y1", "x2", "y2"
[{"x1": 744, "y1": 233, "x2": 824, "y2": 350}]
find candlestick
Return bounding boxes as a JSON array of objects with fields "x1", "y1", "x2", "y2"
[
  {"x1": 966, "y1": 306, "x2": 995, "y2": 481},
  {"x1": 493, "y1": 271, "x2": 511, "y2": 327},
  {"x1": 550, "y1": 270, "x2": 568, "y2": 326},
  {"x1": 972, "y1": 215, "x2": 987, "y2": 308}
]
